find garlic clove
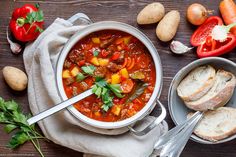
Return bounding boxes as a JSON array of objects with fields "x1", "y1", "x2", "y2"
[
  {"x1": 6, "y1": 27, "x2": 22, "y2": 54},
  {"x1": 170, "y1": 40, "x2": 193, "y2": 54}
]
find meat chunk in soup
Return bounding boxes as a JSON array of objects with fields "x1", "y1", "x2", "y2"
[
  {"x1": 68, "y1": 49, "x2": 85, "y2": 63},
  {"x1": 79, "y1": 82, "x2": 89, "y2": 91},
  {"x1": 107, "y1": 62, "x2": 121, "y2": 72},
  {"x1": 100, "y1": 38, "x2": 115, "y2": 48},
  {"x1": 94, "y1": 66, "x2": 107, "y2": 78},
  {"x1": 65, "y1": 77, "x2": 75, "y2": 85},
  {"x1": 63, "y1": 59, "x2": 72, "y2": 68}
]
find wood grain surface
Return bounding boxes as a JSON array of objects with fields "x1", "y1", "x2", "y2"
[{"x1": 0, "y1": 0, "x2": 236, "y2": 157}]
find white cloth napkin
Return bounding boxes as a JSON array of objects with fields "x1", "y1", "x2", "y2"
[{"x1": 23, "y1": 17, "x2": 168, "y2": 157}]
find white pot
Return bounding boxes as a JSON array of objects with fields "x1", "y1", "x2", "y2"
[{"x1": 56, "y1": 20, "x2": 164, "y2": 130}]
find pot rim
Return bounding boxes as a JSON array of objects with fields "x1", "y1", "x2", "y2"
[{"x1": 56, "y1": 21, "x2": 163, "y2": 129}]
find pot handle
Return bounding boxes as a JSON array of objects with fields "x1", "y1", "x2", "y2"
[
  {"x1": 67, "y1": 13, "x2": 93, "y2": 25},
  {"x1": 128, "y1": 99, "x2": 167, "y2": 136}
]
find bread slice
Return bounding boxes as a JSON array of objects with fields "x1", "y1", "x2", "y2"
[
  {"x1": 177, "y1": 65, "x2": 216, "y2": 102},
  {"x1": 188, "y1": 107, "x2": 236, "y2": 142},
  {"x1": 184, "y1": 70, "x2": 236, "y2": 111}
]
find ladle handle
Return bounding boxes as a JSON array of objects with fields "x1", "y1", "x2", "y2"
[{"x1": 27, "y1": 89, "x2": 93, "y2": 125}]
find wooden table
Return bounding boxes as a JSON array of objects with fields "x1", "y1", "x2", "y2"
[{"x1": 1, "y1": 0, "x2": 236, "y2": 156}]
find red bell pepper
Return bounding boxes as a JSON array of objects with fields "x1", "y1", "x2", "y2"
[
  {"x1": 190, "y1": 16, "x2": 236, "y2": 58},
  {"x1": 9, "y1": 4, "x2": 44, "y2": 42}
]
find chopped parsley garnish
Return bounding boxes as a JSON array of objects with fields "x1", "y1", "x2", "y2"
[
  {"x1": 92, "y1": 79, "x2": 124, "y2": 112},
  {"x1": 76, "y1": 72, "x2": 86, "y2": 82},
  {"x1": 93, "y1": 50, "x2": 100, "y2": 57},
  {"x1": 81, "y1": 65, "x2": 96, "y2": 75}
]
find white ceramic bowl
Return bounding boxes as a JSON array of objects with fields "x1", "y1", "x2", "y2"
[{"x1": 56, "y1": 21, "x2": 163, "y2": 129}]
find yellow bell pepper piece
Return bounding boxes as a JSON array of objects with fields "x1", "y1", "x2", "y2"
[
  {"x1": 98, "y1": 58, "x2": 109, "y2": 66},
  {"x1": 94, "y1": 111, "x2": 101, "y2": 117},
  {"x1": 117, "y1": 45, "x2": 123, "y2": 51},
  {"x1": 90, "y1": 57, "x2": 100, "y2": 66},
  {"x1": 62, "y1": 70, "x2": 71, "y2": 78},
  {"x1": 92, "y1": 37, "x2": 100, "y2": 44},
  {"x1": 123, "y1": 36, "x2": 131, "y2": 44},
  {"x1": 111, "y1": 73, "x2": 121, "y2": 84},
  {"x1": 111, "y1": 105, "x2": 121, "y2": 116},
  {"x1": 120, "y1": 68, "x2": 129, "y2": 79},
  {"x1": 71, "y1": 66, "x2": 79, "y2": 77}
]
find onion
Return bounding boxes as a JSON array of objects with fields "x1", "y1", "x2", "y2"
[{"x1": 187, "y1": 3, "x2": 213, "y2": 25}]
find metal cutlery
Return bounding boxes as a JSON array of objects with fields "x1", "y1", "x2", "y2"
[{"x1": 154, "y1": 111, "x2": 204, "y2": 157}]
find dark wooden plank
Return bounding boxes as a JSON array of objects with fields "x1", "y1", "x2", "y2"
[{"x1": 0, "y1": 0, "x2": 236, "y2": 157}]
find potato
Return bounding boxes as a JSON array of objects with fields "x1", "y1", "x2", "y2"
[
  {"x1": 156, "y1": 10, "x2": 180, "y2": 42},
  {"x1": 137, "y1": 2, "x2": 165, "y2": 24},
  {"x1": 2, "y1": 66, "x2": 28, "y2": 91}
]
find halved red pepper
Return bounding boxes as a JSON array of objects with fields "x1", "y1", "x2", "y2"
[{"x1": 191, "y1": 16, "x2": 236, "y2": 58}]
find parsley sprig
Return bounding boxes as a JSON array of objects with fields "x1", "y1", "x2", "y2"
[
  {"x1": 0, "y1": 97, "x2": 47, "y2": 157},
  {"x1": 92, "y1": 78, "x2": 124, "y2": 111},
  {"x1": 16, "y1": 5, "x2": 44, "y2": 33}
]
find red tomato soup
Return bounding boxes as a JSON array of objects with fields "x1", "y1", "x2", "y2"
[{"x1": 62, "y1": 30, "x2": 156, "y2": 122}]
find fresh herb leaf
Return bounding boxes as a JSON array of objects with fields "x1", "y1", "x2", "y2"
[
  {"x1": 35, "y1": 10, "x2": 44, "y2": 22},
  {"x1": 101, "y1": 101, "x2": 113, "y2": 112},
  {"x1": 102, "y1": 87, "x2": 108, "y2": 95},
  {"x1": 101, "y1": 92, "x2": 113, "y2": 112},
  {"x1": 35, "y1": 25, "x2": 44, "y2": 33},
  {"x1": 95, "y1": 79, "x2": 107, "y2": 87},
  {"x1": 108, "y1": 84, "x2": 124, "y2": 98},
  {"x1": 4, "y1": 124, "x2": 17, "y2": 133},
  {"x1": 92, "y1": 85, "x2": 98, "y2": 93},
  {"x1": 95, "y1": 87, "x2": 102, "y2": 98},
  {"x1": 76, "y1": 72, "x2": 86, "y2": 82},
  {"x1": 5, "y1": 101, "x2": 18, "y2": 111},
  {"x1": 8, "y1": 131, "x2": 29, "y2": 149},
  {"x1": 0, "y1": 97, "x2": 47, "y2": 156},
  {"x1": 0, "y1": 112, "x2": 7, "y2": 123},
  {"x1": 126, "y1": 82, "x2": 148, "y2": 103},
  {"x1": 25, "y1": 13, "x2": 34, "y2": 24},
  {"x1": 95, "y1": 76, "x2": 103, "y2": 82},
  {"x1": 93, "y1": 50, "x2": 100, "y2": 57},
  {"x1": 35, "y1": 3, "x2": 40, "y2": 9},
  {"x1": 81, "y1": 65, "x2": 96, "y2": 75},
  {"x1": 12, "y1": 111, "x2": 28, "y2": 125},
  {"x1": 0, "y1": 98, "x2": 7, "y2": 111},
  {"x1": 25, "y1": 10, "x2": 44, "y2": 24}
]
